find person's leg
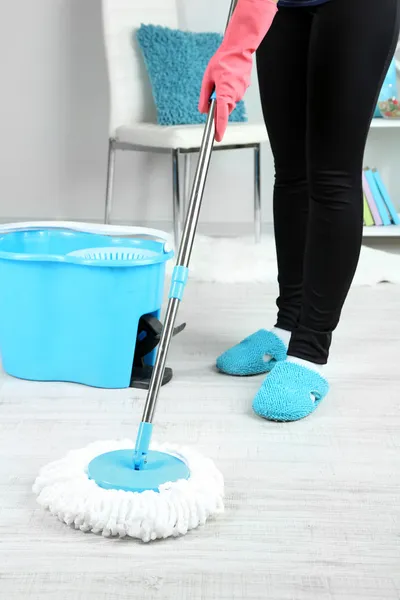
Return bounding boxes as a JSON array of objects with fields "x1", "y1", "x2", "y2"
[
  {"x1": 254, "y1": 0, "x2": 400, "y2": 421},
  {"x1": 288, "y1": 0, "x2": 400, "y2": 365},
  {"x1": 256, "y1": 8, "x2": 312, "y2": 334},
  {"x1": 215, "y1": 8, "x2": 313, "y2": 377}
]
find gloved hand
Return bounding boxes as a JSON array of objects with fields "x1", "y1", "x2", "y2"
[{"x1": 198, "y1": 0, "x2": 278, "y2": 142}]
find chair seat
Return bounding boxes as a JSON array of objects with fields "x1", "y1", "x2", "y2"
[{"x1": 116, "y1": 122, "x2": 268, "y2": 150}]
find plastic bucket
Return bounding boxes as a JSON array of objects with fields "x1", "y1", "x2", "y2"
[{"x1": 0, "y1": 222, "x2": 174, "y2": 388}]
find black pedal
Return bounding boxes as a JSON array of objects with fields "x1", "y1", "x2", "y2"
[
  {"x1": 130, "y1": 365, "x2": 173, "y2": 390},
  {"x1": 130, "y1": 314, "x2": 186, "y2": 390}
]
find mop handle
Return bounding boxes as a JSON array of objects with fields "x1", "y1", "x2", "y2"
[
  {"x1": 141, "y1": 105, "x2": 216, "y2": 424},
  {"x1": 133, "y1": 0, "x2": 239, "y2": 467}
]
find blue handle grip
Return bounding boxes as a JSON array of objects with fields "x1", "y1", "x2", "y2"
[
  {"x1": 133, "y1": 421, "x2": 153, "y2": 470},
  {"x1": 169, "y1": 265, "x2": 189, "y2": 301}
]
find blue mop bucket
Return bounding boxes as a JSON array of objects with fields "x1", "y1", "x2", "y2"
[{"x1": 0, "y1": 222, "x2": 174, "y2": 388}]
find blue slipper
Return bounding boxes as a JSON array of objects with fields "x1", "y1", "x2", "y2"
[
  {"x1": 216, "y1": 329, "x2": 288, "y2": 376},
  {"x1": 252, "y1": 361, "x2": 330, "y2": 422}
]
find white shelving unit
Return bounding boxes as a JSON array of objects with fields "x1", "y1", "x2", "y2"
[
  {"x1": 363, "y1": 223, "x2": 400, "y2": 237},
  {"x1": 369, "y1": 119, "x2": 400, "y2": 129},
  {"x1": 363, "y1": 118, "x2": 400, "y2": 238}
]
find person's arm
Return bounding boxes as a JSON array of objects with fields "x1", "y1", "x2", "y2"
[{"x1": 199, "y1": 0, "x2": 278, "y2": 141}]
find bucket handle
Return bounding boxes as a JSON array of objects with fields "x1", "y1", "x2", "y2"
[{"x1": 0, "y1": 221, "x2": 174, "y2": 251}]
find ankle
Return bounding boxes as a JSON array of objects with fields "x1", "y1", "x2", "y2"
[
  {"x1": 272, "y1": 327, "x2": 291, "y2": 348},
  {"x1": 287, "y1": 355, "x2": 325, "y2": 375}
]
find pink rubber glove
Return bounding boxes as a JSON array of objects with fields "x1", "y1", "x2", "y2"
[{"x1": 199, "y1": 0, "x2": 277, "y2": 142}]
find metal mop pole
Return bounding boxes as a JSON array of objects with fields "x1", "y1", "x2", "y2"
[{"x1": 134, "y1": 0, "x2": 239, "y2": 468}]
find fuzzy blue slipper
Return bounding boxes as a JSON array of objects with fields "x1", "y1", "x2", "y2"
[
  {"x1": 216, "y1": 329, "x2": 288, "y2": 376},
  {"x1": 252, "y1": 361, "x2": 330, "y2": 422}
]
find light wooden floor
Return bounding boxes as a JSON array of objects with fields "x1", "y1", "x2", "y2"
[{"x1": 1, "y1": 282, "x2": 400, "y2": 600}]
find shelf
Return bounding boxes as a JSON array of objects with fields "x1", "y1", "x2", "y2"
[
  {"x1": 370, "y1": 118, "x2": 400, "y2": 128},
  {"x1": 363, "y1": 224, "x2": 400, "y2": 237}
]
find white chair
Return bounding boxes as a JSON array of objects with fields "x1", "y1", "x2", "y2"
[{"x1": 101, "y1": 0, "x2": 268, "y2": 246}]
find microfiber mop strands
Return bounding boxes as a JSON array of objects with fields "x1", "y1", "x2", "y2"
[{"x1": 32, "y1": 439, "x2": 224, "y2": 542}]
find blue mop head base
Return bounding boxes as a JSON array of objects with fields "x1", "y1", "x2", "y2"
[{"x1": 87, "y1": 449, "x2": 190, "y2": 493}]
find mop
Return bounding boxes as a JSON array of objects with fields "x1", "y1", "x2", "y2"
[{"x1": 32, "y1": 0, "x2": 239, "y2": 543}]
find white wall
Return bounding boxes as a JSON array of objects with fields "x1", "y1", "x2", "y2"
[{"x1": 0, "y1": 0, "x2": 398, "y2": 231}]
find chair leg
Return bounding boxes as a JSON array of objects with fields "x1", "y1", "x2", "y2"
[
  {"x1": 183, "y1": 153, "x2": 191, "y2": 223},
  {"x1": 104, "y1": 139, "x2": 116, "y2": 224},
  {"x1": 254, "y1": 144, "x2": 261, "y2": 243},
  {"x1": 172, "y1": 149, "x2": 182, "y2": 248}
]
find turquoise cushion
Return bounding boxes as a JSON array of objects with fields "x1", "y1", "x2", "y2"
[{"x1": 136, "y1": 24, "x2": 247, "y2": 127}]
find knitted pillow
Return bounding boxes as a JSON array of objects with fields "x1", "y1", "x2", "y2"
[{"x1": 136, "y1": 24, "x2": 247, "y2": 126}]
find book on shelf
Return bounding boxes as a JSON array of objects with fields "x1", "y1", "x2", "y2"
[
  {"x1": 363, "y1": 194, "x2": 374, "y2": 226},
  {"x1": 364, "y1": 168, "x2": 391, "y2": 225},
  {"x1": 362, "y1": 170, "x2": 382, "y2": 225},
  {"x1": 362, "y1": 168, "x2": 399, "y2": 226},
  {"x1": 372, "y1": 169, "x2": 400, "y2": 225}
]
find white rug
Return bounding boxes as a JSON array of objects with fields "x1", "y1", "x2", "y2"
[{"x1": 168, "y1": 234, "x2": 400, "y2": 286}]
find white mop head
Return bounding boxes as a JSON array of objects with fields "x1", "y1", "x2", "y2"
[{"x1": 32, "y1": 439, "x2": 224, "y2": 542}]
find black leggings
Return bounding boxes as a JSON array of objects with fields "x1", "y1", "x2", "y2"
[{"x1": 256, "y1": 0, "x2": 400, "y2": 364}]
